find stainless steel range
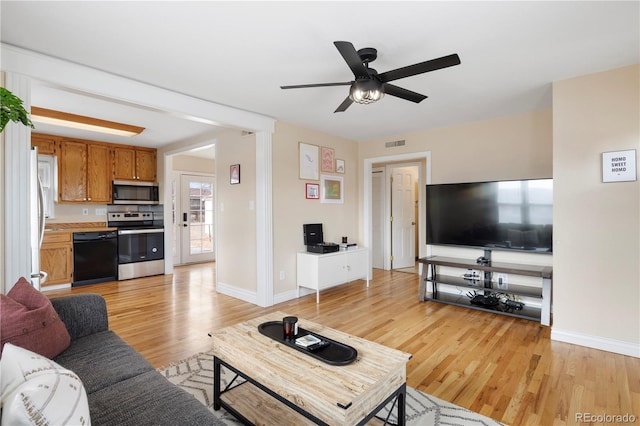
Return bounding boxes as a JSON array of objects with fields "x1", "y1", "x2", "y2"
[{"x1": 107, "y1": 212, "x2": 164, "y2": 280}]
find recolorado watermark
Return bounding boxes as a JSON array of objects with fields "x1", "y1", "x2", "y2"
[{"x1": 576, "y1": 412, "x2": 637, "y2": 423}]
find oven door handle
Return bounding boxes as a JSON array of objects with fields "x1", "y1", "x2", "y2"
[{"x1": 118, "y1": 228, "x2": 165, "y2": 235}]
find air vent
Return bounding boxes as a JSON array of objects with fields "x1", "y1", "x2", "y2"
[
  {"x1": 241, "y1": 130, "x2": 255, "y2": 137},
  {"x1": 385, "y1": 140, "x2": 406, "y2": 148}
]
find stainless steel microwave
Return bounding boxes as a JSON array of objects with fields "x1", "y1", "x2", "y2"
[{"x1": 112, "y1": 180, "x2": 159, "y2": 205}]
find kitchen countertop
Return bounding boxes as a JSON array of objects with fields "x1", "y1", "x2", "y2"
[{"x1": 44, "y1": 222, "x2": 117, "y2": 234}]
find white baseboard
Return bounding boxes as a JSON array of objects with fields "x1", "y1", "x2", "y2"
[
  {"x1": 273, "y1": 289, "x2": 297, "y2": 305},
  {"x1": 40, "y1": 283, "x2": 71, "y2": 293},
  {"x1": 215, "y1": 282, "x2": 257, "y2": 305},
  {"x1": 551, "y1": 328, "x2": 640, "y2": 358}
]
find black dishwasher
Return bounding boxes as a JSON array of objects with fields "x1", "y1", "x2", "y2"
[{"x1": 73, "y1": 231, "x2": 118, "y2": 286}]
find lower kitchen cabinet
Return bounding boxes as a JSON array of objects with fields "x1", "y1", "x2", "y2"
[{"x1": 40, "y1": 232, "x2": 73, "y2": 287}]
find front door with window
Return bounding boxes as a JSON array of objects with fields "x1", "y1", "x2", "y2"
[{"x1": 178, "y1": 175, "x2": 215, "y2": 264}]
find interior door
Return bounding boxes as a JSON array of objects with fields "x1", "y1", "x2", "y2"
[
  {"x1": 389, "y1": 165, "x2": 418, "y2": 269},
  {"x1": 179, "y1": 175, "x2": 215, "y2": 264}
]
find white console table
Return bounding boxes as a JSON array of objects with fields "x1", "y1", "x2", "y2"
[{"x1": 297, "y1": 248, "x2": 369, "y2": 303}]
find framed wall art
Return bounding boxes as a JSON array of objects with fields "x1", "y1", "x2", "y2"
[
  {"x1": 230, "y1": 164, "x2": 240, "y2": 184},
  {"x1": 299, "y1": 142, "x2": 319, "y2": 180},
  {"x1": 602, "y1": 149, "x2": 636, "y2": 182},
  {"x1": 321, "y1": 146, "x2": 335, "y2": 173},
  {"x1": 305, "y1": 183, "x2": 319, "y2": 199},
  {"x1": 336, "y1": 159, "x2": 345, "y2": 173},
  {"x1": 320, "y1": 175, "x2": 343, "y2": 204}
]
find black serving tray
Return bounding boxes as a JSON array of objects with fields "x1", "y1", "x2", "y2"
[{"x1": 258, "y1": 321, "x2": 358, "y2": 366}]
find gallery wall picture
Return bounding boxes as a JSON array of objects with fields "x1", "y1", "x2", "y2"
[
  {"x1": 299, "y1": 142, "x2": 319, "y2": 180},
  {"x1": 320, "y1": 175, "x2": 343, "y2": 204},
  {"x1": 305, "y1": 183, "x2": 319, "y2": 199},
  {"x1": 321, "y1": 146, "x2": 335, "y2": 173},
  {"x1": 336, "y1": 159, "x2": 345, "y2": 173},
  {"x1": 230, "y1": 164, "x2": 240, "y2": 184}
]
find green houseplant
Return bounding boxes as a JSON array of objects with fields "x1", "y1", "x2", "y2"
[{"x1": 1, "y1": 87, "x2": 34, "y2": 132}]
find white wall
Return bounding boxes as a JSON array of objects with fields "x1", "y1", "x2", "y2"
[{"x1": 551, "y1": 64, "x2": 639, "y2": 356}]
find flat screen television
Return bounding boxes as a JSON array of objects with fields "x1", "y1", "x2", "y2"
[{"x1": 426, "y1": 179, "x2": 553, "y2": 253}]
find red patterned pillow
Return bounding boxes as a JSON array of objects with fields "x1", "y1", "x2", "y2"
[{"x1": 0, "y1": 277, "x2": 71, "y2": 358}]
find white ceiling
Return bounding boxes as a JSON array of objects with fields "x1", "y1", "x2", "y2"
[{"x1": 1, "y1": 1, "x2": 638, "y2": 147}]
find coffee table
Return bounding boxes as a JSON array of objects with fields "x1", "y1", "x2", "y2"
[{"x1": 211, "y1": 311, "x2": 412, "y2": 425}]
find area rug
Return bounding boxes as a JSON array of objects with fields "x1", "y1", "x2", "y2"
[{"x1": 159, "y1": 351, "x2": 504, "y2": 425}]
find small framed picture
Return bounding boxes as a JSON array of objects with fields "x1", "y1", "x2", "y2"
[
  {"x1": 336, "y1": 159, "x2": 345, "y2": 173},
  {"x1": 321, "y1": 175, "x2": 343, "y2": 204},
  {"x1": 230, "y1": 164, "x2": 240, "y2": 185},
  {"x1": 305, "y1": 183, "x2": 319, "y2": 199},
  {"x1": 321, "y1": 146, "x2": 335, "y2": 173}
]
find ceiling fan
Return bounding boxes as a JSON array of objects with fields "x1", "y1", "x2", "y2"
[{"x1": 281, "y1": 41, "x2": 461, "y2": 113}]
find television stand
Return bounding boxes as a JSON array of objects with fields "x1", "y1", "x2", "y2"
[{"x1": 418, "y1": 255, "x2": 552, "y2": 325}]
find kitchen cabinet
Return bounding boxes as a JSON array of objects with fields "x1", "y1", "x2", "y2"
[
  {"x1": 31, "y1": 133, "x2": 59, "y2": 155},
  {"x1": 40, "y1": 232, "x2": 73, "y2": 287},
  {"x1": 58, "y1": 140, "x2": 111, "y2": 203},
  {"x1": 113, "y1": 146, "x2": 157, "y2": 182},
  {"x1": 296, "y1": 248, "x2": 369, "y2": 303}
]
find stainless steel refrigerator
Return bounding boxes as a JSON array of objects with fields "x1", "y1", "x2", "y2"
[{"x1": 30, "y1": 146, "x2": 47, "y2": 289}]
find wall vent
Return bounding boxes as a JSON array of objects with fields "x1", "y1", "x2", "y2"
[
  {"x1": 385, "y1": 140, "x2": 406, "y2": 148},
  {"x1": 241, "y1": 130, "x2": 255, "y2": 137}
]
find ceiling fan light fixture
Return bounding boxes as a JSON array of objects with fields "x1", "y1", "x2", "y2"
[{"x1": 349, "y1": 79, "x2": 384, "y2": 105}]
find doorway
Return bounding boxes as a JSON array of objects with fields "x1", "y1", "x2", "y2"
[
  {"x1": 364, "y1": 152, "x2": 430, "y2": 276},
  {"x1": 372, "y1": 163, "x2": 420, "y2": 271},
  {"x1": 177, "y1": 174, "x2": 216, "y2": 264}
]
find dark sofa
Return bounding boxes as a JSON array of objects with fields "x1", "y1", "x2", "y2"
[{"x1": 50, "y1": 293, "x2": 222, "y2": 426}]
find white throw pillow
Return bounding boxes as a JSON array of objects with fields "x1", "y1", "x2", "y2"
[{"x1": 0, "y1": 343, "x2": 91, "y2": 425}]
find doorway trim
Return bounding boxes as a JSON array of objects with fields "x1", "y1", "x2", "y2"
[{"x1": 363, "y1": 151, "x2": 432, "y2": 277}]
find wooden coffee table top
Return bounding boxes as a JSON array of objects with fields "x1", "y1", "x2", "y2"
[{"x1": 211, "y1": 311, "x2": 412, "y2": 425}]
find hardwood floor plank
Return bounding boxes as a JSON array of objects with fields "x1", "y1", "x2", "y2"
[{"x1": 44, "y1": 263, "x2": 640, "y2": 425}]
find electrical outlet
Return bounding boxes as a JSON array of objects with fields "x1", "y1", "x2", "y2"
[
  {"x1": 95, "y1": 208, "x2": 106, "y2": 216},
  {"x1": 82, "y1": 208, "x2": 89, "y2": 216},
  {"x1": 279, "y1": 271, "x2": 285, "y2": 280},
  {"x1": 496, "y1": 273, "x2": 509, "y2": 289}
]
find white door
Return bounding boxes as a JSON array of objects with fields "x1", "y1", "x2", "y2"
[
  {"x1": 389, "y1": 165, "x2": 418, "y2": 269},
  {"x1": 371, "y1": 167, "x2": 385, "y2": 269},
  {"x1": 179, "y1": 175, "x2": 216, "y2": 264}
]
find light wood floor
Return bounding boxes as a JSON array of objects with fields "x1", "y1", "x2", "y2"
[{"x1": 45, "y1": 262, "x2": 639, "y2": 425}]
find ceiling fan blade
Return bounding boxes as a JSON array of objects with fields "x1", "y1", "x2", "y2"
[
  {"x1": 334, "y1": 41, "x2": 370, "y2": 79},
  {"x1": 281, "y1": 81, "x2": 352, "y2": 89},
  {"x1": 383, "y1": 84, "x2": 428, "y2": 103},
  {"x1": 378, "y1": 54, "x2": 461, "y2": 83},
  {"x1": 334, "y1": 96, "x2": 353, "y2": 113}
]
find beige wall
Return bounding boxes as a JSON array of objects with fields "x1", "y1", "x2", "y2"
[
  {"x1": 272, "y1": 121, "x2": 360, "y2": 296},
  {"x1": 552, "y1": 64, "x2": 639, "y2": 347},
  {"x1": 360, "y1": 109, "x2": 553, "y2": 184},
  {"x1": 215, "y1": 129, "x2": 257, "y2": 292},
  {"x1": 172, "y1": 154, "x2": 215, "y2": 173}
]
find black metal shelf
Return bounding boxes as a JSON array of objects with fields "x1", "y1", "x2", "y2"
[
  {"x1": 425, "y1": 275, "x2": 543, "y2": 298},
  {"x1": 419, "y1": 255, "x2": 552, "y2": 325},
  {"x1": 423, "y1": 292, "x2": 542, "y2": 322}
]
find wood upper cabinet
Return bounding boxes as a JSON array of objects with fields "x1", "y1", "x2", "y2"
[
  {"x1": 59, "y1": 140, "x2": 87, "y2": 202},
  {"x1": 113, "y1": 146, "x2": 157, "y2": 182},
  {"x1": 87, "y1": 144, "x2": 112, "y2": 203},
  {"x1": 135, "y1": 148, "x2": 157, "y2": 182},
  {"x1": 31, "y1": 133, "x2": 59, "y2": 155},
  {"x1": 59, "y1": 140, "x2": 111, "y2": 203}
]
